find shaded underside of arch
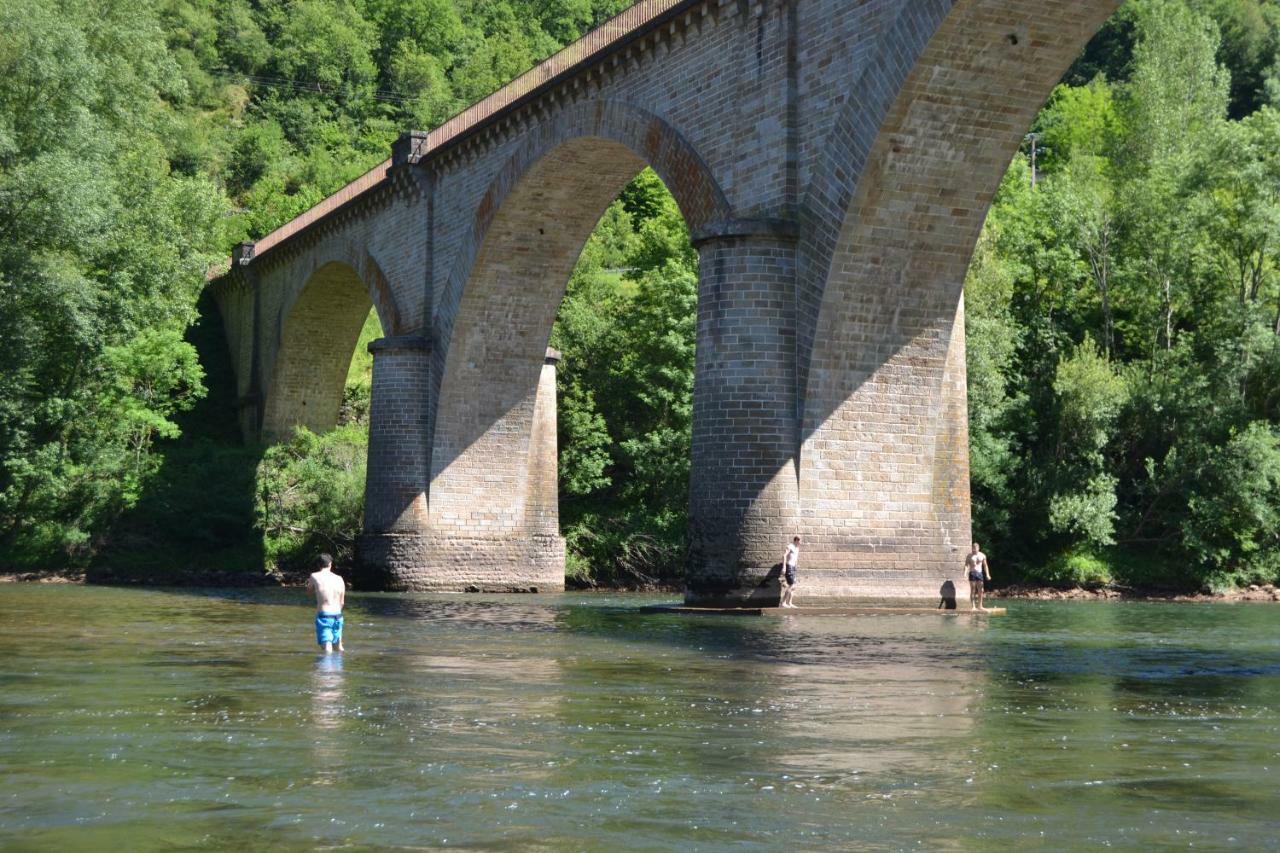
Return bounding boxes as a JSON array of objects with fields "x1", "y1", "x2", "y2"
[
  {"x1": 262, "y1": 261, "x2": 375, "y2": 440},
  {"x1": 428, "y1": 137, "x2": 650, "y2": 533},
  {"x1": 797, "y1": 0, "x2": 1122, "y2": 589}
]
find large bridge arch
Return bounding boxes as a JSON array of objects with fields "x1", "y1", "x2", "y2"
[
  {"x1": 261, "y1": 243, "x2": 403, "y2": 440},
  {"x1": 427, "y1": 100, "x2": 729, "y2": 546},
  {"x1": 797, "y1": 0, "x2": 1123, "y2": 596},
  {"x1": 216, "y1": 0, "x2": 1144, "y2": 598}
]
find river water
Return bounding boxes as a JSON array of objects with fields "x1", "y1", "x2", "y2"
[{"x1": 1, "y1": 586, "x2": 1277, "y2": 850}]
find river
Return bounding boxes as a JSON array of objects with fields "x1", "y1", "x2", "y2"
[{"x1": 1, "y1": 585, "x2": 1277, "y2": 850}]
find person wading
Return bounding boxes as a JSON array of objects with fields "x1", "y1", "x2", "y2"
[
  {"x1": 306, "y1": 553, "x2": 346, "y2": 653},
  {"x1": 965, "y1": 542, "x2": 991, "y2": 611},
  {"x1": 780, "y1": 536, "x2": 800, "y2": 608}
]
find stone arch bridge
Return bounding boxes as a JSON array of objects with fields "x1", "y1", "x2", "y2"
[{"x1": 209, "y1": 0, "x2": 1120, "y2": 604}]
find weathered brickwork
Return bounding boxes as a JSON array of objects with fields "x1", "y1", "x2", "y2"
[
  {"x1": 525, "y1": 353, "x2": 562, "y2": 535},
  {"x1": 688, "y1": 234, "x2": 800, "y2": 605},
  {"x1": 209, "y1": 0, "x2": 1123, "y2": 599},
  {"x1": 798, "y1": 0, "x2": 1121, "y2": 602},
  {"x1": 261, "y1": 262, "x2": 372, "y2": 439},
  {"x1": 362, "y1": 335, "x2": 432, "y2": 534},
  {"x1": 354, "y1": 533, "x2": 565, "y2": 592}
]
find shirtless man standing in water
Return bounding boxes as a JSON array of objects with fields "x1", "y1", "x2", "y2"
[{"x1": 305, "y1": 554, "x2": 346, "y2": 653}]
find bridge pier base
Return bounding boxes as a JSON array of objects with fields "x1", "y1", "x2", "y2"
[
  {"x1": 355, "y1": 532, "x2": 565, "y2": 592},
  {"x1": 355, "y1": 335, "x2": 431, "y2": 589},
  {"x1": 686, "y1": 234, "x2": 800, "y2": 607},
  {"x1": 356, "y1": 342, "x2": 568, "y2": 592}
]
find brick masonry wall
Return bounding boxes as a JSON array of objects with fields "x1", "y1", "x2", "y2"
[
  {"x1": 525, "y1": 358, "x2": 561, "y2": 534},
  {"x1": 363, "y1": 336, "x2": 432, "y2": 534},
  {"x1": 355, "y1": 533, "x2": 565, "y2": 592},
  {"x1": 797, "y1": 0, "x2": 1121, "y2": 603},
  {"x1": 212, "y1": 0, "x2": 1123, "y2": 599},
  {"x1": 428, "y1": 138, "x2": 648, "y2": 539},
  {"x1": 261, "y1": 262, "x2": 372, "y2": 439},
  {"x1": 688, "y1": 235, "x2": 799, "y2": 605}
]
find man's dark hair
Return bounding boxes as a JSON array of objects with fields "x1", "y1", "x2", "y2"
[
  {"x1": 318, "y1": 553, "x2": 333, "y2": 569},
  {"x1": 793, "y1": 536, "x2": 801, "y2": 543}
]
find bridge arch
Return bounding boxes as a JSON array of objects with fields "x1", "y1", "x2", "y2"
[
  {"x1": 797, "y1": 0, "x2": 1122, "y2": 594},
  {"x1": 261, "y1": 242, "x2": 403, "y2": 440},
  {"x1": 427, "y1": 99, "x2": 727, "y2": 538}
]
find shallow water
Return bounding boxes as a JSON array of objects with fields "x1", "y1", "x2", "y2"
[{"x1": 1, "y1": 586, "x2": 1277, "y2": 850}]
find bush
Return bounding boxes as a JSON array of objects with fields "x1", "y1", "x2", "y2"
[
  {"x1": 562, "y1": 510, "x2": 685, "y2": 588},
  {"x1": 1025, "y1": 547, "x2": 1115, "y2": 587},
  {"x1": 254, "y1": 425, "x2": 367, "y2": 572},
  {"x1": 1182, "y1": 422, "x2": 1280, "y2": 587}
]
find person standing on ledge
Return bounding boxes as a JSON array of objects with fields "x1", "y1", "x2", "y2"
[
  {"x1": 306, "y1": 553, "x2": 346, "y2": 653},
  {"x1": 966, "y1": 542, "x2": 991, "y2": 611},
  {"x1": 780, "y1": 536, "x2": 801, "y2": 608}
]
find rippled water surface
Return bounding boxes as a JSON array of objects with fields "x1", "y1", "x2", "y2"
[{"x1": 1, "y1": 586, "x2": 1278, "y2": 850}]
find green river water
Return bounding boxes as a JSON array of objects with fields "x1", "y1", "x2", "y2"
[{"x1": 1, "y1": 585, "x2": 1277, "y2": 850}]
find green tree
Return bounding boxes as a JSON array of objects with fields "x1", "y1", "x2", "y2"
[
  {"x1": 0, "y1": 0, "x2": 226, "y2": 566},
  {"x1": 1047, "y1": 339, "x2": 1128, "y2": 548}
]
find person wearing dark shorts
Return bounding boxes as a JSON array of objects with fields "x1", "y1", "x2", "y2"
[
  {"x1": 965, "y1": 542, "x2": 991, "y2": 611},
  {"x1": 780, "y1": 536, "x2": 800, "y2": 608}
]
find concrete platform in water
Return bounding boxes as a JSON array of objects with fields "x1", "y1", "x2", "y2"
[{"x1": 640, "y1": 605, "x2": 1008, "y2": 617}]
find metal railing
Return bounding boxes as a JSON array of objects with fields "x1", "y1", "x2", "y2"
[
  {"x1": 252, "y1": 159, "x2": 392, "y2": 257},
  {"x1": 244, "y1": 0, "x2": 697, "y2": 263},
  {"x1": 426, "y1": 0, "x2": 691, "y2": 150}
]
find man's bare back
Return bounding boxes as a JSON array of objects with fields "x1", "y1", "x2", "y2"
[{"x1": 306, "y1": 569, "x2": 345, "y2": 614}]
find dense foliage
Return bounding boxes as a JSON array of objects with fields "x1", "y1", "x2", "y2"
[
  {"x1": 164, "y1": 0, "x2": 630, "y2": 242},
  {"x1": 0, "y1": 0, "x2": 629, "y2": 570},
  {"x1": 551, "y1": 171, "x2": 698, "y2": 585},
  {"x1": 967, "y1": 0, "x2": 1280, "y2": 590},
  {"x1": 0, "y1": 0, "x2": 225, "y2": 564}
]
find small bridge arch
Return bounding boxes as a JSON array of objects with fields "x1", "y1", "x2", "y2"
[
  {"x1": 260, "y1": 242, "x2": 404, "y2": 441},
  {"x1": 427, "y1": 99, "x2": 729, "y2": 543}
]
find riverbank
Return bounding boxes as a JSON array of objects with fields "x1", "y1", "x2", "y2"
[
  {"x1": 0, "y1": 567, "x2": 679, "y2": 592},
  {"x1": 0, "y1": 567, "x2": 286, "y2": 587},
  {"x1": 5, "y1": 569, "x2": 1278, "y2": 602},
  {"x1": 995, "y1": 583, "x2": 1280, "y2": 602}
]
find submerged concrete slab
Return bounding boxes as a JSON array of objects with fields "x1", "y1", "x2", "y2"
[{"x1": 640, "y1": 605, "x2": 1007, "y2": 617}]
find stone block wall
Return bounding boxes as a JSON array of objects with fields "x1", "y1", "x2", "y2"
[
  {"x1": 525, "y1": 354, "x2": 561, "y2": 535},
  {"x1": 355, "y1": 533, "x2": 565, "y2": 592},
  {"x1": 210, "y1": 0, "x2": 1124, "y2": 599},
  {"x1": 363, "y1": 335, "x2": 432, "y2": 534},
  {"x1": 688, "y1": 234, "x2": 800, "y2": 604}
]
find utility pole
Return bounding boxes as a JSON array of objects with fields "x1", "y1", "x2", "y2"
[{"x1": 1025, "y1": 132, "x2": 1040, "y2": 188}]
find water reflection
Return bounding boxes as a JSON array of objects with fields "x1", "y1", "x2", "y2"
[{"x1": 309, "y1": 653, "x2": 346, "y2": 786}]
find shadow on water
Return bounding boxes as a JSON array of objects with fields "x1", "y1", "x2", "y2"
[
  {"x1": 90, "y1": 291, "x2": 265, "y2": 584},
  {"x1": 985, "y1": 602, "x2": 1280, "y2": 687}
]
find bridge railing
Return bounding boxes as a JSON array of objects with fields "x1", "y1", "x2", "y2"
[
  {"x1": 426, "y1": 0, "x2": 692, "y2": 150},
  {"x1": 252, "y1": 160, "x2": 392, "y2": 258},
  {"x1": 241, "y1": 0, "x2": 697, "y2": 265}
]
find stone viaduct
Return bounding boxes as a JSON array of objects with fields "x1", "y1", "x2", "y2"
[{"x1": 209, "y1": 0, "x2": 1121, "y2": 604}]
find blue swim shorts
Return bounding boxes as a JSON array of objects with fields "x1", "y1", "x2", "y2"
[{"x1": 315, "y1": 612, "x2": 344, "y2": 646}]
